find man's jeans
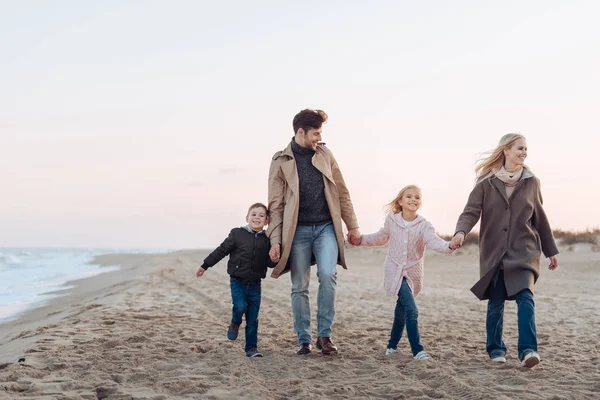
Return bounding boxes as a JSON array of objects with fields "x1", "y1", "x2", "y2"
[
  {"x1": 486, "y1": 269, "x2": 537, "y2": 361},
  {"x1": 289, "y1": 222, "x2": 338, "y2": 344},
  {"x1": 388, "y1": 278, "x2": 424, "y2": 357},
  {"x1": 230, "y1": 278, "x2": 261, "y2": 352}
]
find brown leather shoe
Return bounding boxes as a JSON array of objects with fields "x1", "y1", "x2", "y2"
[
  {"x1": 296, "y1": 343, "x2": 312, "y2": 355},
  {"x1": 316, "y1": 337, "x2": 338, "y2": 355}
]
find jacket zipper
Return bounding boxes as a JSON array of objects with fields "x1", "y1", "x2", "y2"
[{"x1": 250, "y1": 232, "x2": 257, "y2": 279}]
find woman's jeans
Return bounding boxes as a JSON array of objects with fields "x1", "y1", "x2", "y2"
[
  {"x1": 230, "y1": 278, "x2": 261, "y2": 352},
  {"x1": 388, "y1": 278, "x2": 424, "y2": 357},
  {"x1": 289, "y1": 222, "x2": 338, "y2": 345},
  {"x1": 486, "y1": 269, "x2": 537, "y2": 361}
]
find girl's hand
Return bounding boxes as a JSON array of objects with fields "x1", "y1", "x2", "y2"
[
  {"x1": 449, "y1": 233, "x2": 465, "y2": 250},
  {"x1": 196, "y1": 267, "x2": 206, "y2": 278},
  {"x1": 548, "y1": 255, "x2": 559, "y2": 270},
  {"x1": 347, "y1": 229, "x2": 361, "y2": 246},
  {"x1": 347, "y1": 230, "x2": 361, "y2": 246}
]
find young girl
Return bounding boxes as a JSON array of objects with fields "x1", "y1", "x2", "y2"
[{"x1": 353, "y1": 185, "x2": 454, "y2": 360}]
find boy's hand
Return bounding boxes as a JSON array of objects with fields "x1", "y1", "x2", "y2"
[
  {"x1": 196, "y1": 266, "x2": 207, "y2": 278},
  {"x1": 548, "y1": 255, "x2": 559, "y2": 270},
  {"x1": 269, "y1": 244, "x2": 281, "y2": 262},
  {"x1": 449, "y1": 233, "x2": 464, "y2": 250}
]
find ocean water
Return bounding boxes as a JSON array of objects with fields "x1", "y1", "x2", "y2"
[{"x1": 0, "y1": 248, "x2": 170, "y2": 324}]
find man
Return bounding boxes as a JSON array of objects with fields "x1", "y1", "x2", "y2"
[{"x1": 267, "y1": 109, "x2": 360, "y2": 355}]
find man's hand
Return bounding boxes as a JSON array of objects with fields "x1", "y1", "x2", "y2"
[
  {"x1": 347, "y1": 228, "x2": 361, "y2": 246},
  {"x1": 449, "y1": 233, "x2": 465, "y2": 250},
  {"x1": 549, "y1": 255, "x2": 559, "y2": 270},
  {"x1": 196, "y1": 266, "x2": 206, "y2": 278},
  {"x1": 269, "y1": 244, "x2": 281, "y2": 263}
]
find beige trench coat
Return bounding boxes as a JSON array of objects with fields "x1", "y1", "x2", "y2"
[
  {"x1": 267, "y1": 141, "x2": 359, "y2": 278},
  {"x1": 455, "y1": 169, "x2": 559, "y2": 300}
]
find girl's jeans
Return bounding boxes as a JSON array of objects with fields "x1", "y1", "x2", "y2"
[{"x1": 388, "y1": 278, "x2": 424, "y2": 356}]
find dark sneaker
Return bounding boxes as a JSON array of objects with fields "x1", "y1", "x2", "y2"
[
  {"x1": 296, "y1": 343, "x2": 312, "y2": 355},
  {"x1": 246, "y1": 348, "x2": 263, "y2": 358},
  {"x1": 227, "y1": 323, "x2": 239, "y2": 341},
  {"x1": 316, "y1": 337, "x2": 338, "y2": 355}
]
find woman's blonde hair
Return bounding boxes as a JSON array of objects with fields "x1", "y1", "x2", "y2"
[
  {"x1": 385, "y1": 185, "x2": 421, "y2": 214},
  {"x1": 475, "y1": 133, "x2": 527, "y2": 181}
]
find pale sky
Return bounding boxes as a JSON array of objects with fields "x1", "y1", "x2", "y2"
[{"x1": 1, "y1": 1, "x2": 599, "y2": 249}]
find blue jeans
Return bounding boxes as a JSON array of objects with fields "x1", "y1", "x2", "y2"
[
  {"x1": 486, "y1": 270, "x2": 537, "y2": 361},
  {"x1": 289, "y1": 222, "x2": 338, "y2": 344},
  {"x1": 230, "y1": 278, "x2": 261, "y2": 352},
  {"x1": 388, "y1": 278, "x2": 424, "y2": 356}
]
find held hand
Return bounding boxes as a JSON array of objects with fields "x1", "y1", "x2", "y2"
[
  {"x1": 548, "y1": 255, "x2": 559, "y2": 270},
  {"x1": 347, "y1": 232, "x2": 361, "y2": 246},
  {"x1": 347, "y1": 228, "x2": 361, "y2": 246},
  {"x1": 449, "y1": 233, "x2": 465, "y2": 250},
  {"x1": 196, "y1": 266, "x2": 206, "y2": 278},
  {"x1": 269, "y1": 244, "x2": 281, "y2": 262}
]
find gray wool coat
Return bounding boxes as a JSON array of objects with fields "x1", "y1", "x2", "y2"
[{"x1": 455, "y1": 168, "x2": 559, "y2": 300}]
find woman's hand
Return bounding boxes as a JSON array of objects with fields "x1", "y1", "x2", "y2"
[
  {"x1": 548, "y1": 255, "x2": 559, "y2": 270},
  {"x1": 449, "y1": 233, "x2": 465, "y2": 250}
]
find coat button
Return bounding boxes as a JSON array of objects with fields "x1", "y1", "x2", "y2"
[
  {"x1": 503, "y1": 228, "x2": 508, "y2": 232},
  {"x1": 505, "y1": 207, "x2": 509, "y2": 211}
]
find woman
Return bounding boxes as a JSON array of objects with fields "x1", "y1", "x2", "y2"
[{"x1": 449, "y1": 133, "x2": 559, "y2": 368}]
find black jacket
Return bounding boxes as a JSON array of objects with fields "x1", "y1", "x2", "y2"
[{"x1": 201, "y1": 227, "x2": 273, "y2": 285}]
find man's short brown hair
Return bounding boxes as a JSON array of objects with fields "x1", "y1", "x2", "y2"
[
  {"x1": 292, "y1": 109, "x2": 328, "y2": 135},
  {"x1": 247, "y1": 202, "x2": 269, "y2": 217}
]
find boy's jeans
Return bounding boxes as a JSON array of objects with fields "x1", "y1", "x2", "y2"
[
  {"x1": 230, "y1": 278, "x2": 261, "y2": 352},
  {"x1": 289, "y1": 222, "x2": 338, "y2": 345},
  {"x1": 486, "y1": 269, "x2": 537, "y2": 361},
  {"x1": 388, "y1": 278, "x2": 424, "y2": 356}
]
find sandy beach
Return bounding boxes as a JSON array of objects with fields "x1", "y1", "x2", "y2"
[{"x1": 0, "y1": 245, "x2": 598, "y2": 399}]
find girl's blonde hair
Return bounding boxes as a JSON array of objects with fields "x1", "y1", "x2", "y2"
[
  {"x1": 385, "y1": 185, "x2": 421, "y2": 214},
  {"x1": 475, "y1": 133, "x2": 527, "y2": 181}
]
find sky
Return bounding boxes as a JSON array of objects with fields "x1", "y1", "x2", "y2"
[{"x1": 1, "y1": 1, "x2": 599, "y2": 249}]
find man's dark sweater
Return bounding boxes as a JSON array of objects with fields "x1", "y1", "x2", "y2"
[{"x1": 291, "y1": 138, "x2": 332, "y2": 225}]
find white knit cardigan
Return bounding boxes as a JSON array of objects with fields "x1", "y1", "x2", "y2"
[{"x1": 360, "y1": 213, "x2": 453, "y2": 297}]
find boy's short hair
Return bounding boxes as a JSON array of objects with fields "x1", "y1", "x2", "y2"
[
  {"x1": 292, "y1": 109, "x2": 328, "y2": 135},
  {"x1": 247, "y1": 202, "x2": 269, "y2": 217}
]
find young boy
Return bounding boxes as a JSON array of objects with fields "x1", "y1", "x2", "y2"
[{"x1": 196, "y1": 202, "x2": 273, "y2": 357}]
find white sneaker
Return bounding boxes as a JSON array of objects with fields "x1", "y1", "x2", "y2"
[
  {"x1": 413, "y1": 351, "x2": 431, "y2": 360},
  {"x1": 491, "y1": 355, "x2": 507, "y2": 363},
  {"x1": 521, "y1": 351, "x2": 540, "y2": 368},
  {"x1": 385, "y1": 348, "x2": 397, "y2": 356}
]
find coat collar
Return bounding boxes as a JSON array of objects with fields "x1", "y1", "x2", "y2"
[
  {"x1": 490, "y1": 167, "x2": 535, "y2": 205},
  {"x1": 242, "y1": 225, "x2": 265, "y2": 235},
  {"x1": 276, "y1": 141, "x2": 336, "y2": 194}
]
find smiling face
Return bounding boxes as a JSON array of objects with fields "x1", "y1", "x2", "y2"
[
  {"x1": 504, "y1": 138, "x2": 528, "y2": 169},
  {"x1": 398, "y1": 188, "x2": 422, "y2": 213},
  {"x1": 246, "y1": 206, "x2": 268, "y2": 231},
  {"x1": 296, "y1": 127, "x2": 322, "y2": 151}
]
